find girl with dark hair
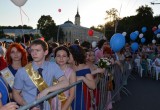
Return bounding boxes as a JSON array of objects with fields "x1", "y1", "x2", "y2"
[
  {"x1": 52, "y1": 46, "x2": 76, "y2": 110},
  {"x1": 68, "y1": 45, "x2": 95, "y2": 110},
  {"x1": 95, "y1": 39, "x2": 107, "y2": 63}
]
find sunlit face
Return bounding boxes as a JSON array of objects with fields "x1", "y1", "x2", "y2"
[
  {"x1": 88, "y1": 51, "x2": 95, "y2": 62},
  {"x1": 10, "y1": 47, "x2": 22, "y2": 61},
  {"x1": 55, "y1": 50, "x2": 69, "y2": 66},
  {"x1": 30, "y1": 44, "x2": 48, "y2": 63}
]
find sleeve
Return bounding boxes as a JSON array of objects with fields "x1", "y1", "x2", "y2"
[{"x1": 13, "y1": 68, "x2": 24, "y2": 90}]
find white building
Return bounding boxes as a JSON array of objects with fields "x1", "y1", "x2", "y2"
[
  {"x1": 3, "y1": 29, "x2": 40, "y2": 37},
  {"x1": 58, "y1": 8, "x2": 104, "y2": 43}
]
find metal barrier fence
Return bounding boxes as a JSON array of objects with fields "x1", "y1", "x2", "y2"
[{"x1": 18, "y1": 61, "x2": 133, "y2": 110}]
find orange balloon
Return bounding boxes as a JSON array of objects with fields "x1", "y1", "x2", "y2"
[{"x1": 88, "y1": 29, "x2": 94, "y2": 36}]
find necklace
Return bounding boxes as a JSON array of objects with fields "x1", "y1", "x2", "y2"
[{"x1": 62, "y1": 65, "x2": 68, "y2": 73}]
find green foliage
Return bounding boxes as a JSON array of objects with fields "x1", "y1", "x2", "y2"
[
  {"x1": 103, "y1": 5, "x2": 160, "y2": 44},
  {"x1": 0, "y1": 29, "x2": 4, "y2": 38},
  {"x1": 0, "y1": 25, "x2": 33, "y2": 29},
  {"x1": 37, "y1": 15, "x2": 58, "y2": 41}
]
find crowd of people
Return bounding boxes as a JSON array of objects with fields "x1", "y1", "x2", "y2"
[{"x1": 0, "y1": 34, "x2": 159, "y2": 110}]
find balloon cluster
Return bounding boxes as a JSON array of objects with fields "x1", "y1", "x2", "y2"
[{"x1": 152, "y1": 24, "x2": 160, "y2": 38}]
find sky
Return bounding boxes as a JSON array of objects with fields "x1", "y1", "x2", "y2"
[{"x1": 0, "y1": 0, "x2": 159, "y2": 29}]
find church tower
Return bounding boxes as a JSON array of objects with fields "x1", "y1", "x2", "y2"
[{"x1": 75, "y1": 7, "x2": 80, "y2": 26}]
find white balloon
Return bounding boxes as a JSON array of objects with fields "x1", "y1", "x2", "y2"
[
  {"x1": 139, "y1": 33, "x2": 143, "y2": 38},
  {"x1": 122, "y1": 32, "x2": 127, "y2": 37},
  {"x1": 158, "y1": 24, "x2": 160, "y2": 29},
  {"x1": 11, "y1": 0, "x2": 28, "y2": 7},
  {"x1": 92, "y1": 41, "x2": 97, "y2": 48},
  {"x1": 157, "y1": 34, "x2": 160, "y2": 38},
  {"x1": 152, "y1": 39, "x2": 156, "y2": 44}
]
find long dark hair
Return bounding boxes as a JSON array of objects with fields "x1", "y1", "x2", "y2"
[{"x1": 69, "y1": 45, "x2": 86, "y2": 66}]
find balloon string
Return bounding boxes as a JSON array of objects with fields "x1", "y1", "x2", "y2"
[
  {"x1": 21, "y1": 8, "x2": 30, "y2": 23},
  {"x1": 20, "y1": 7, "x2": 25, "y2": 44}
]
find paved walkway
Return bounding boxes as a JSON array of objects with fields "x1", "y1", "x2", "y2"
[{"x1": 112, "y1": 73, "x2": 160, "y2": 110}]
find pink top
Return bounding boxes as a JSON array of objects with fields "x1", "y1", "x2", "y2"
[{"x1": 63, "y1": 67, "x2": 74, "y2": 97}]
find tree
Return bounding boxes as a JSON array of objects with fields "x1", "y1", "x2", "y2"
[
  {"x1": 0, "y1": 29, "x2": 4, "y2": 38},
  {"x1": 105, "y1": 8, "x2": 118, "y2": 22},
  {"x1": 136, "y1": 5, "x2": 154, "y2": 26},
  {"x1": 37, "y1": 15, "x2": 57, "y2": 41}
]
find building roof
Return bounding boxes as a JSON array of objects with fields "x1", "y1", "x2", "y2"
[{"x1": 64, "y1": 20, "x2": 73, "y2": 24}]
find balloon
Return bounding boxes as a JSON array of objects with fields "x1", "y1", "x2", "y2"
[
  {"x1": 92, "y1": 41, "x2": 97, "y2": 48},
  {"x1": 131, "y1": 42, "x2": 139, "y2": 51},
  {"x1": 152, "y1": 39, "x2": 156, "y2": 44},
  {"x1": 141, "y1": 38, "x2": 146, "y2": 43},
  {"x1": 139, "y1": 33, "x2": 143, "y2": 38},
  {"x1": 58, "y1": 8, "x2": 61, "y2": 12},
  {"x1": 88, "y1": 29, "x2": 94, "y2": 36},
  {"x1": 158, "y1": 24, "x2": 160, "y2": 29},
  {"x1": 141, "y1": 26, "x2": 147, "y2": 33},
  {"x1": 154, "y1": 30, "x2": 158, "y2": 35},
  {"x1": 11, "y1": 0, "x2": 27, "y2": 7},
  {"x1": 157, "y1": 34, "x2": 160, "y2": 38},
  {"x1": 157, "y1": 29, "x2": 160, "y2": 33},
  {"x1": 152, "y1": 26, "x2": 157, "y2": 32},
  {"x1": 122, "y1": 32, "x2": 127, "y2": 37},
  {"x1": 110, "y1": 33, "x2": 125, "y2": 52},
  {"x1": 135, "y1": 31, "x2": 139, "y2": 35},
  {"x1": 130, "y1": 32, "x2": 138, "y2": 41}
]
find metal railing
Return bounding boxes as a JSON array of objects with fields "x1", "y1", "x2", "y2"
[{"x1": 18, "y1": 60, "x2": 134, "y2": 110}]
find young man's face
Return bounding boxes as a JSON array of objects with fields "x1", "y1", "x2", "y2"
[{"x1": 30, "y1": 44, "x2": 48, "y2": 62}]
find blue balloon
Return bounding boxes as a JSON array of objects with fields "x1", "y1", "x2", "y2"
[
  {"x1": 154, "y1": 30, "x2": 158, "y2": 35},
  {"x1": 135, "y1": 31, "x2": 139, "y2": 35},
  {"x1": 141, "y1": 38, "x2": 146, "y2": 43},
  {"x1": 141, "y1": 27, "x2": 147, "y2": 33},
  {"x1": 157, "y1": 29, "x2": 160, "y2": 33},
  {"x1": 110, "y1": 33, "x2": 125, "y2": 52},
  {"x1": 131, "y1": 42, "x2": 139, "y2": 51},
  {"x1": 130, "y1": 32, "x2": 138, "y2": 41}
]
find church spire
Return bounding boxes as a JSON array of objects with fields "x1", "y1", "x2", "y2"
[
  {"x1": 75, "y1": 7, "x2": 80, "y2": 17},
  {"x1": 75, "y1": 6, "x2": 80, "y2": 26}
]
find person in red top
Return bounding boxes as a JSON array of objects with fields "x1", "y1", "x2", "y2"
[{"x1": 0, "y1": 45, "x2": 7, "y2": 71}]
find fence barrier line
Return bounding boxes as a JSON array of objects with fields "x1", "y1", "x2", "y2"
[
  {"x1": 104, "y1": 69, "x2": 132, "y2": 110},
  {"x1": 18, "y1": 61, "x2": 134, "y2": 110},
  {"x1": 18, "y1": 80, "x2": 83, "y2": 110}
]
